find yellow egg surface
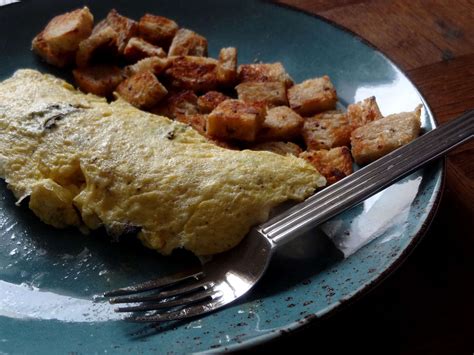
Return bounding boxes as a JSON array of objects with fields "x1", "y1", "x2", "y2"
[{"x1": 0, "y1": 69, "x2": 326, "y2": 256}]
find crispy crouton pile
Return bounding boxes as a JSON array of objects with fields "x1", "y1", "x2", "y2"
[{"x1": 32, "y1": 7, "x2": 422, "y2": 185}]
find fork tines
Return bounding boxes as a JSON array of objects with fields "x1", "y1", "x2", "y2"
[{"x1": 104, "y1": 269, "x2": 223, "y2": 322}]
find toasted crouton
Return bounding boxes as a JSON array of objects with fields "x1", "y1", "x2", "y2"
[
  {"x1": 123, "y1": 37, "x2": 166, "y2": 61},
  {"x1": 300, "y1": 147, "x2": 353, "y2": 184},
  {"x1": 251, "y1": 141, "x2": 302, "y2": 157},
  {"x1": 172, "y1": 112, "x2": 235, "y2": 149},
  {"x1": 347, "y1": 96, "x2": 383, "y2": 130},
  {"x1": 288, "y1": 76, "x2": 337, "y2": 116},
  {"x1": 175, "y1": 114, "x2": 207, "y2": 135},
  {"x1": 92, "y1": 19, "x2": 109, "y2": 35},
  {"x1": 168, "y1": 28, "x2": 208, "y2": 57},
  {"x1": 124, "y1": 56, "x2": 169, "y2": 77},
  {"x1": 235, "y1": 81, "x2": 288, "y2": 107},
  {"x1": 32, "y1": 35, "x2": 70, "y2": 68},
  {"x1": 76, "y1": 26, "x2": 118, "y2": 67},
  {"x1": 217, "y1": 47, "x2": 237, "y2": 86},
  {"x1": 258, "y1": 106, "x2": 303, "y2": 141},
  {"x1": 115, "y1": 70, "x2": 168, "y2": 109},
  {"x1": 165, "y1": 56, "x2": 219, "y2": 92},
  {"x1": 165, "y1": 90, "x2": 199, "y2": 119},
  {"x1": 237, "y1": 63, "x2": 293, "y2": 87},
  {"x1": 207, "y1": 99, "x2": 266, "y2": 142},
  {"x1": 138, "y1": 14, "x2": 179, "y2": 46},
  {"x1": 104, "y1": 9, "x2": 138, "y2": 53},
  {"x1": 197, "y1": 91, "x2": 229, "y2": 113},
  {"x1": 32, "y1": 7, "x2": 94, "y2": 67},
  {"x1": 302, "y1": 110, "x2": 351, "y2": 150},
  {"x1": 351, "y1": 106, "x2": 422, "y2": 165},
  {"x1": 73, "y1": 65, "x2": 124, "y2": 97}
]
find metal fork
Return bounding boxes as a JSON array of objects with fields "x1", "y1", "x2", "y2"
[{"x1": 104, "y1": 109, "x2": 473, "y2": 322}]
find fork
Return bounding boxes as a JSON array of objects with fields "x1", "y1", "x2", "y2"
[{"x1": 104, "y1": 109, "x2": 474, "y2": 322}]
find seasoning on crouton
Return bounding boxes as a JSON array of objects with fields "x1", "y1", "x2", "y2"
[
  {"x1": 302, "y1": 110, "x2": 351, "y2": 150},
  {"x1": 73, "y1": 65, "x2": 124, "y2": 97},
  {"x1": 258, "y1": 106, "x2": 303, "y2": 141},
  {"x1": 207, "y1": 99, "x2": 266, "y2": 142},
  {"x1": 197, "y1": 91, "x2": 229, "y2": 113},
  {"x1": 32, "y1": 7, "x2": 94, "y2": 67},
  {"x1": 124, "y1": 56, "x2": 169, "y2": 77},
  {"x1": 165, "y1": 56, "x2": 218, "y2": 92},
  {"x1": 138, "y1": 14, "x2": 179, "y2": 46},
  {"x1": 251, "y1": 141, "x2": 302, "y2": 157},
  {"x1": 347, "y1": 96, "x2": 383, "y2": 130},
  {"x1": 168, "y1": 28, "x2": 208, "y2": 57},
  {"x1": 351, "y1": 106, "x2": 422, "y2": 165},
  {"x1": 175, "y1": 114, "x2": 207, "y2": 135},
  {"x1": 123, "y1": 37, "x2": 166, "y2": 62},
  {"x1": 165, "y1": 90, "x2": 199, "y2": 119},
  {"x1": 288, "y1": 76, "x2": 337, "y2": 116},
  {"x1": 115, "y1": 70, "x2": 168, "y2": 109},
  {"x1": 235, "y1": 81, "x2": 288, "y2": 107},
  {"x1": 237, "y1": 63, "x2": 293, "y2": 88},
  {"x1": 217, "y1": 47, "x2": 237, "y2": 86},
  {"x1": 104, "y1": 9, "x2": 138, "y2": 53},
  {"x1": 76, "y1": 26, "x2": 118, "y2": 68},
  {"x1": 300, "y1": 147, "x2": 353, "y2": 184}
]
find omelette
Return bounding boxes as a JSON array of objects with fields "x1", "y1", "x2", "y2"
[{"x1": 0, "y1": 69, "x2": 325, "y2": 256}]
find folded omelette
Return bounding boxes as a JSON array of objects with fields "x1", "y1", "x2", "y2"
[{"x1": 0, "y1": 69, "x2": 325, "y2": 256}]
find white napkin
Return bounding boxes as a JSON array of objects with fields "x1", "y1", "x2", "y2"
[{"x1": 0, "y1": 0, "x2": 20, "y2": 7}]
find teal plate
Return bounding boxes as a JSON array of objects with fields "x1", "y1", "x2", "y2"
[{"x1": 0, "y1": 0, "x2": 443, "y2": 353}]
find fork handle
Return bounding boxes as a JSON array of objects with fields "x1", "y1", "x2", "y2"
[{"x1": 259, "y1": 109, "x2": 474, "y2": 246}]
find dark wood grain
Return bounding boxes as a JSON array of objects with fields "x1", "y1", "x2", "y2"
[{"x1": 249, "y1": 1, "x2": 474, "y2": 354}]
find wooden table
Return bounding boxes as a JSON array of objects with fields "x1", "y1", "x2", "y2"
[{"x1": 245, "y1": 1, "x2": 474, "y2": 353}]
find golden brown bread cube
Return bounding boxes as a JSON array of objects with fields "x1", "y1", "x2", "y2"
[
  {"x1": 197, "y1": 91, "x2": 229, "y2": 113},
  {"x1": 237, "y1": 62, "x2": 293, "y2": 87},
  {"x1": 32, "y1": 35, "x2": 69, "y2": 68},
  {"x1": 175, "y1": 114, "x2": 207, "y2": 135},
  {"x1": 288, "y1": 76, "x2": 337, "y2": 116},
  {"x1": 300, "y1": 147, "x2": 353, "y2": 185},
  {"x1": 258, "y1": 106, "x2": 304, "y2": 141},
  {"x1": 104, "y1": 9, "x2": 138, "y2": 53},
  {"x1": 207, "y1": 99, "x2": 267, "y2": 142},
  {"x1": 115, "y1": 70, "x2": 168, "y2": 109},
  {"x1": 235, "y1": 81, "x2": 288, "y2": 107},
  {"x1": 217, "y1": 47, "x2": 237, "y2": 86},
  {"x1": 72, "y1": 65, "x2": 124, "y2": 97},
  {"x1": 165, "y1": 56, "x2": 219, "y2": 92},
  {"x1": 347, "y1": 96, "x2": 383, "y2": 130},
  {"x1": 172, "y1": 112, "x2": 235, "y2": 149},
  {"x1": 32, "y1": 7, "x2": 94, "y2": 67},
  {"x1": 251, "y1": 141, "x2": 302, "y2": 157},
  {"x1": 302, "y1": 110, "x2": 352, "y2": 150},
  {"x1": 123, "y1": 37, "x2": 166, "y2": 61},
  {"x1": 91, "y1": 19, "x2": 108, "y2": 35},
  {"x1": 168, "y1": 28, "x2": 208, "y2": 57},
  {"x1": 351, "y1": 106, "x2": 422, "y2": 165},
  {"x1": 124, "y1": 56, "x2": 170, "y2": 77},
  {"x1": 76, "y1": 26, "x2": 118, "y2": 67},
  {"x1": 166, "y1": 90, "x2": 199, "y2": 119},
  {"x1": 138, "y1": 14, "x2": 179, "y2": 46}
]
